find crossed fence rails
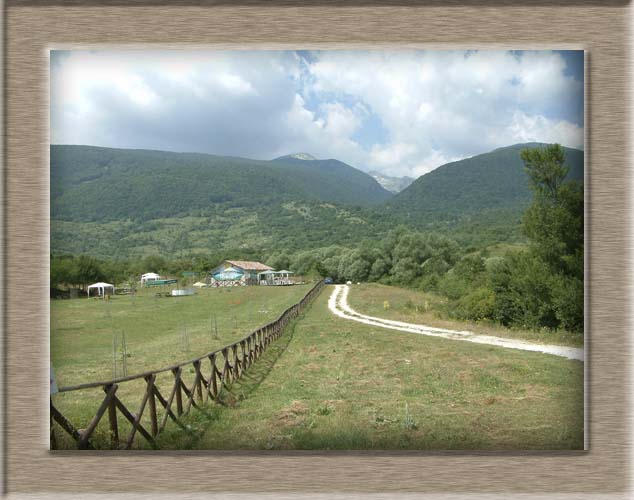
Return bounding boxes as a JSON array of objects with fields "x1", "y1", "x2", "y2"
[{"x1": 50, "y1": 280, "x2": 325, "y2": 450}]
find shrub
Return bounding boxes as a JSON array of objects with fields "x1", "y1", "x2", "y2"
[{"x1": 453, "y1": 286, "x2": 496, "y2": 321}]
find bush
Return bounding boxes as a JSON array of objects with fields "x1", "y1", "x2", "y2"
[
  {"x1": 551, "y1": 275, "x2": 584, "y2": 333},
  {"x1": 453, "y1": 286, "x2": 496, "y2": 321},
  {"x1": 489, "y1": 252, "x2": 558, "y2": 330},
  {"x1": 437, "y1": 271, "x2": 469, "y2": 301},
  {"x1": 391, "y1": 257, "x2": 421, "y2": 285}
]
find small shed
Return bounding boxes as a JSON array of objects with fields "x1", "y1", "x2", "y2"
[
  {"x1": 141, "y1": 272, "x2": 160, "y2": 284},
  {"x1": 87, "y1": 282, "x2": 115, "y2": 298}
]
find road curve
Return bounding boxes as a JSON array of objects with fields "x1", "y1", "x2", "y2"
[{"x1": 328, "y1": 285, "x2": 584, "y2": 362}]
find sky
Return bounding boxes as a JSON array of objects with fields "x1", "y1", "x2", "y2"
[{"x1": 51, "y1": 49, "x2": 584, "y2": 178}]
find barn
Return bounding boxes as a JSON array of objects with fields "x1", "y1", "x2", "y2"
[{"x1": 209, "y1": 260, "x2": 274, "y2": 286}]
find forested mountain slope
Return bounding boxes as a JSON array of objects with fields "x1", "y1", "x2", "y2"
[
  {"x1": 387, "y1": 143, "x2": 583, "y2": 222},
  {"x1": 272, "y1": 154, "x2": 393, "y2": 203},
  {"x1": 51, "y1": 145, "x2": 392, "y2": 223}
]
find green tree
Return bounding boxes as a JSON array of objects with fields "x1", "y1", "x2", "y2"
[
  {"x1": 74, "y1": 255, "x2": 106, "y2": 288},
  {"x1": 50, "y1": 256, "x2": 74, "y2": 288},
  {"x1": 143, "y1": 255, "x2": 167, "y2": 275},
  {"x1": 517, "y1": 144, "x2": 584, "y2": 332},
  {"x1": 521, "y1": 144, "x2": 584, "y2": 276},
  {"x1": 521, "y1": 143, "x2": 568, "y2": 201},
  {"x1": 338, "y1": 249, "x2": 370, "y2": 282}
]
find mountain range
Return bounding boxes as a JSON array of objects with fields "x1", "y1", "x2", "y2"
[{"x1": 50, "y1": 142, "x2": 583, "y2": 258}]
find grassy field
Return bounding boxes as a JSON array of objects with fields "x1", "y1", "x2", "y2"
[
  {"x1": 346, "y1": 283, "x2": 584, "y2": 348},
  {"x1": 156, "y1": 284, "x2": 584, "y2": 450},
  {"x1": 50, "y1": 283, "x2": 311, "y2": 448}
]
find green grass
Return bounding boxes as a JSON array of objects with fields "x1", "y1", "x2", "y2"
[
  {"x1": 155, "y1": 285, "x2": 584, "y2": 450},
  {"x1": 347, "y1": 283, "x2": 584, "y2": 347},
  {"x1": 50, "y1": 283, "x2": 311, "y2": 448},
  {"x1": 51, "y1": 284, "x2": 311, "y2": 386}
]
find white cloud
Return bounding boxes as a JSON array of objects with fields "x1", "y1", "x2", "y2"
[
  {"x1": 216, "y1": 73, "x2": 256, "y2": 95},
  {"x1": 320, "y1": 102, "x2": 362, "y2": 137},
  {"x1": 369, "y1": 142, "x2": 417, "y2": 168},
  {"x1": 506, "y1": 111, "x2": 583, "y2": 149},
  {"x1": 51, "y1": 49, "x2": 583, "y2": 179},
  {"x1": 304, "y1": 50, "x2": 583, "y2": 176}
]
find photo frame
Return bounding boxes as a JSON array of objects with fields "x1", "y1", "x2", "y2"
[{"x1": 3, "y1": 1, "x2": 631, "y2": 497}]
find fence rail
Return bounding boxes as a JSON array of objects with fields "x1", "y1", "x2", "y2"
[{"x1": 50, "y1": 280, "x2": 325, "y2": 450}]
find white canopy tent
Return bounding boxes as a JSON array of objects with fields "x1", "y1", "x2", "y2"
[
  {"x1": 141, "y1": 272, "x2": 160, "y2": 284},
  {"x1": 87, "y1": 282, "x2": 115, "y2": 298}
]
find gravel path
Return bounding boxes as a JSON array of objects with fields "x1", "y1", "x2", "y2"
[{"x1": 328, "y1": 285, "x2": 584, "y2": 362}]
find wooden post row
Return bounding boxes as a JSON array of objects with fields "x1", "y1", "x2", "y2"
[{"x1": 51, "y1": 279, "x2": 324, "y2": 449}]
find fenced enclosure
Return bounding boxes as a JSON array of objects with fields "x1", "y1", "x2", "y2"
[{"x1": 50, "y1": 280, "x2": 325, "y2": 450}]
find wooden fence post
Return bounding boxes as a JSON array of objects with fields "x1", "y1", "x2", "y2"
[
  {"x1": 194, "y1": 360, "x2": 203, "y2": 403},
  {"x1": 106, "y1": 383, "x2": 119, "y2": 448},
  {"x1": 50, "y1": 414, "x2": 57, "y2": 450},
  {"x1": 209, "y1": 354, "x2": 218, "y2": 399},
  {"x1": 146, "y1": 374, "x2": 158, "y2": 437},
  {"x1": 232, "y1": 345, "x2": 240, "y2": 380},
  {"x1": 78, "y1": 384, "x2": 118, "y2": 449},
  {"x1": 173, "y1": 367, "x2": 183, "y2": 416},
  {"x1": 241, "y1": 340, "x2": 247, "y2": 373}
]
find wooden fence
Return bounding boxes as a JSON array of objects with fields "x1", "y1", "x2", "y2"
[{"x1": 50, "y1": 279, "x2": 325, "y2": 450}]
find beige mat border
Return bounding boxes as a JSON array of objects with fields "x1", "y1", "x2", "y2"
[{"x1": 4, "y1": 2, "x2": 632, "y2": 497}]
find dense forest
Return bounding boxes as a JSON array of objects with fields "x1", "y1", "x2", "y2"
[
  {"x1": 51, "y1": 145, "x2": 391, "y2": 223},
  {"x1": 51, "y1": 143, "x2": 584, "y2": 334}
]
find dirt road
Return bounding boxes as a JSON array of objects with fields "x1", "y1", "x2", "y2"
[{"x1": 328, "y1": 285, "x2": 584, "y2": 361}]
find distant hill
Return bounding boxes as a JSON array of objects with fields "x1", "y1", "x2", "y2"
[
  {"x1": 368, "y1": 171, "x2": 415, "y2": 193},
  {"x1": 51, "y1": 145, "x2": 393, "y2": 222},
  {"x1": 387, "y1": 143, "x2": 583, "y2": 223},
  {"x1": 271, "y1": 155, "x2": 393, "y2": 203}
]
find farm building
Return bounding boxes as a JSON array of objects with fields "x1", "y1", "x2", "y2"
[{"x1": 209, "y1": 260, "x2": 273, "y2": 287}]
